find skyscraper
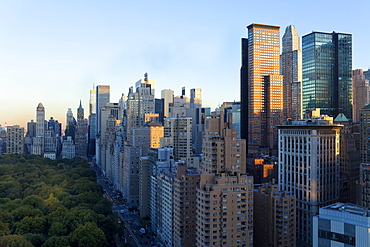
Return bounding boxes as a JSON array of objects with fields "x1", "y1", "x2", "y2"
[
  {"x1": 96, "y1": 85, "x2": 110, "y2": 135},
  {"x1": 95, "y1": 85, "x2": 110, "y2": 167},
  {"x1": 89, "y1": 87, "x2": 96, "y2": 115},
  {"x1": 66, "y1": 108, "x2": 75, "y2": 126},
  {"x1": 241, "y1": 23, "x2": 284, "y2": 155},
  {"x1": 254, "y1": 182, "x2": 296, "y2": 247},
  {"x1": 125, "y1": 75, "x2": 155, "y2": 141},
  {"x1": 75, "y1": 101, "x2": 87, "y2": 158},
  {"x1": 281, "y1": 25, "x2": 302, "y2": 120},
  {"x1": 173, "y1": 165, "x2": 199, "y2": 247},
  {"x1": 360, "y1": 105, "x2": 370, "y2": 163},
  {"x1": 122, "y1": 75, "x2": 155, "y2": 204},
  {"x1": 188, "y1": 88, "x2": 203, "y2": 155},
  {"x1": 302, "y1": 31, "x2": 352, "y2": 120},
  {"x1": 32, "y1": 103, "x2": 45, "y2": 155},
  {"x1": 190, "y1": 88, "x2": 202, "y2": 108},
  {"x1": 197, "y1": 112, "x2": 253, "y2": 247},
  {"x1": 353, "y1": 69, "x2": 370, "y2": 122},
  {"x1": 161, "y1": 89, "x2": 174, "y2": 118},
  {"x1": 278, "y1": 118, "x2": 342, "y2": 246},
  {"x1": 88, "y1": 87, "x2": 97, "y2": 157},
  {"x1": 163, "y1": 117, "x2": 192, "y2": 161}
]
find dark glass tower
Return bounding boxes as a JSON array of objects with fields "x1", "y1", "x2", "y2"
[
  {"x1": 302, "y1": 32, "x2": 352, "y2": 120},
  {"x1": 240, "y1": 38, "x2": 248, "y2": 141}
]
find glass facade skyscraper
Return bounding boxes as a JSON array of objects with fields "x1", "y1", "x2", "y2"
[{"x1": 302, "y1": 32, "x2": 352, "y2": 120}]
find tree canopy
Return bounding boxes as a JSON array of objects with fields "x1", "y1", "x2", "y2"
[{"x1": 0, "y1": 154, "x2": 118, "y2": 246}]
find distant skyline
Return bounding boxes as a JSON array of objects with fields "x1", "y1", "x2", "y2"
[{"x1": 1, "y1": 0, "x2": 370, "y2": 127}]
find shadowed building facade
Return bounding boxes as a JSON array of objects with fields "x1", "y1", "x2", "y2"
[{"x1": 353, "y1": 69, "x2": 370, "y2": 122}]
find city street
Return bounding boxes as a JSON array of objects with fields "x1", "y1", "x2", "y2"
[{"x1": 92, "y1": 163, "x2": 157, "y2": 247}]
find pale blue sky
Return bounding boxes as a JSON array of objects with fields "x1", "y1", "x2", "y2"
[{"x1": 1, "y1": 0, "x2": 369, "y2": 127}]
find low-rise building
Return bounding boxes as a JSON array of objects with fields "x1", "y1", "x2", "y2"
[{"x1": 313, "y1": 202, "x2": 370, "y2": 246}]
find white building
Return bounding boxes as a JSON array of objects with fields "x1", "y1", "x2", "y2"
[
  {"x1": 313, "y1": 202, "x2": 370, "y2": 246},
  {"x1": 149, "y1": 147, "x2": 176, "y2": 245},
  {"x1": 62, "y1": 136, "x2": 75, "y2": 159},
  {"x1": 277, "y1": 118, "x2": 342, "y2": 246}
]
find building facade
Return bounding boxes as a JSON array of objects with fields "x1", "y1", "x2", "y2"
[
  {"x1": 6, "y1": 125, "x2": 24, "y2": 154},
  {"x1": 360, "y1": 105, "x2": 370, "y2": 163},
  {"x1": 173, "y1": 165, "x2": 199, "y2": 247},
  {"x1": 163, "y1": 117, "x2": 193, "y2": 162},
  {"x1": 281, "y1": 25, "x2": 302, "y2": 120},
  {"x1": 32, "y1": 103, "x2": 45, "y2": 155},
  {"x1": 254, "y1": 182, "x2": 296, "y2": 247},
  {"x1": 161, "y1": 89, "x2": 174, "y2": 118},
  {"x1": 62, "y1": 136, "x2": 75, "y2": 159},
  {"x1": 241, "y1": 23, "x2": 284, "y2": 155},
  {"x1": 278, "y1": 119, "x2": 342, "y2": 246},
  {"x1": 302, "y1": 31, "x2": 352, "y2": 120},
  {"x1": 197, "y1": 112, "x2": 254, "y2": 247},
  {"x1": 96, "y1": 85, "x2": 110, "y2": 166},
  {"x1": 353, "y1": 69, "x2": 370, "y2": 123},
  {"x1": 75, "y1": 101, "x2": 87, "y2": 159},
  {"x1": 334, "y1": 114, "x2": 360, "y2": 204},
  {"x1": 313, "y1": 203, "x2": 370, "y2": 246},
  {"x1": 196, "y1": 173, "x2": 254, "y2": 247},
  {"x1": 360, "y1": 164, "x2": 370, "y2": 208}
]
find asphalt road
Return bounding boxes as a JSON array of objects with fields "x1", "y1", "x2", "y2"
[{"x1": 93, "y1": 164, "x2": 157, "y2": 247}]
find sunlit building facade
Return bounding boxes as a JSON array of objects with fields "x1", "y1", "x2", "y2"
[
  {"x1": 278, "y1": 119, "x2": 342, "y2": 246},
  {"x1": 161, "y1": 89, "x2": 174, "y2": 118},
  {"x1": 197, "y1": 112, "x2": 254, "y2": 247},
  {"x1": 241, "y1": 23, "x2": 284, "y2": 154}
]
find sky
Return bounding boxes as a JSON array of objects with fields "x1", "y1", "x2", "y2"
[{"x1": 1, "y1": 0, "x2": 370, "y2": 128}]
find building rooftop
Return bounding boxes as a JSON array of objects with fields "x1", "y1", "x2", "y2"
[
  {"x1": 362, "y1": 104, "x2": 370, "y2": 110},
  {"x1": 334, "y1": 113, "x2": 349, "y2": 122},
  {"x1": 247, "y1": 23, "x2": 280, "y2": 29},
  {"x1": 321, "y1": 202, "x2": 370, "y2": 217},
  {"x1": 277, "y1": 118, "x2": 342, "y2": 128}
]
